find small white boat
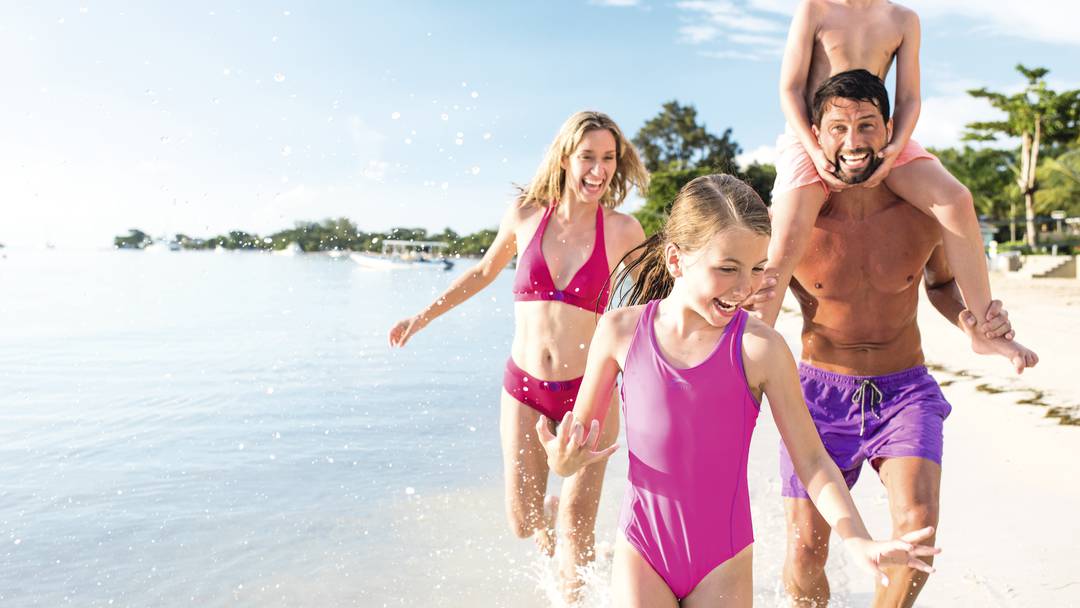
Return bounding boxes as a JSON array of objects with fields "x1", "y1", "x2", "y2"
[{"x1": 351, "y1": 239, "x2": 454, "y2": 271}]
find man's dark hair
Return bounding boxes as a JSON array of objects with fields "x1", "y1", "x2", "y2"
[{"x1": 811, "y1": 69, "x2": 891, "y2": 126}]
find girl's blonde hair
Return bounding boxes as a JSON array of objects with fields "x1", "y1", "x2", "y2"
[
  {"x1": 614, "y1": 174, "x2": 771, "y2": 306},
  {"x1": 520, "y1": 111, "x2": 649, "y2": 208}
]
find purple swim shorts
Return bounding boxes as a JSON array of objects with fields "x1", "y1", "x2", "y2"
[{"x1": 780, "y1": 363, "x2": 952, "y2": 499}]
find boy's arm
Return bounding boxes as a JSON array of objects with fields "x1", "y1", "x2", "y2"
[
  {"x1": 779, "y1": 1, "x2": 848, "y2": 191},
  {"x1": 864, "y1": 9, "x2": 921, "y2": 188}
]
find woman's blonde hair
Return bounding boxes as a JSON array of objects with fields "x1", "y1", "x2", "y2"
[
  {"x1": 520, "y1": 111, "x2": 649, "y2": 208},
  {"x1": 614, "y1": 174, "x2": 771, "y2": 306}
]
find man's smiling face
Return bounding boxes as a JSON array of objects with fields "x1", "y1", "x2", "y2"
[{"x1": 813, "y1": 97, "x2": 892, "y2": 184}]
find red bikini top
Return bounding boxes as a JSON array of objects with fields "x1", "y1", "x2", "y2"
[{"x1": 512, "y1": 202, "x2": 611, "y2": 314}]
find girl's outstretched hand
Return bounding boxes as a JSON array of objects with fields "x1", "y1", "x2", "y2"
[
  {"x1": 536, "y1": 412, "x2": 619, "y2": 477},
  {"x1": 843, "y1": 526, "x2": 941, "y2": 587}
]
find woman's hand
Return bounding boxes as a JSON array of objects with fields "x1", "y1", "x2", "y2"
[
  {"x1": 843, "y1": 526, "x2": 941, "y2": 587},
  {"x1": 536, "y1": 412, "x2": 619, "y2": 477},
  {"x1": 388, "y1": 314, "x2": 427, "y2": 348}
]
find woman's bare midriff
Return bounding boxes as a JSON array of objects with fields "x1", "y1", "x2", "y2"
[{"x1": 511, "y1": 301, "x2": 602, "y2": 380}]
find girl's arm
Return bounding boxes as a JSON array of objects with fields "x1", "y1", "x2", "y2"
[
  {"x1": 743, "y1": 322, "x2": 940, "y2": 583},
  {"x1": 778, "y1": 1, "x2": 847, "y2": 191},
  {"x1": 536, "y1": 308, "x2": 635, "y2": 476},
  {"x1": 388, "y1": 201, "x2": 521, "y2": 347},
  {"x1": 863, "y1": 9, "x2": 921, "y2": 188}
]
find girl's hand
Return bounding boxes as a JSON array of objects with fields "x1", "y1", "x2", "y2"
[
  {"x1": 843, "y1": 526, "x2": 941, "y2": 587},
  {"x1": 809, "y1": 146, "x2": 850, "y2": 192},
  {"x1": 862, "y1": 142, "x2": 902, "y2": 189},
  {"x1": 388, "y1": 315, "x2": 427, "y2": 348},
  {"x1": 536, "y1": 412, "x2": 619, "y2": 477}
]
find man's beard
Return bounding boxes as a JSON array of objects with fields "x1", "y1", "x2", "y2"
[{"x1": 833, "y1": 148, "x2": 883, "y2": 185}]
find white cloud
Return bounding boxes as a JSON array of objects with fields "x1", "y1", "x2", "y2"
[
  {"x1": 912, "y1": 93, "x2": 1007, "y2": 149},
  {"x1": 679, "y1": 24, "x2": 720, "y2": 44},
  {"x1": 904, "y1": 0, "x2": 1080, "y2": 47},
  {"x1": 589, "y1": 0, "x2": 640, "y2": 6},
  {"x1": 736, "y1": 144, "x2": 778, "y2": 169},
  {"x1": 700, "y1": 49, "x2": 764, "y2": 61},
  {"x1": 676, "y1": 1, "x2": 785, "y2": 33}
]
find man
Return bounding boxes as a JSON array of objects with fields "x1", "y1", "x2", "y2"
[{"x1": 763, "y1": 70, "x2": 1038, "y2": 607}]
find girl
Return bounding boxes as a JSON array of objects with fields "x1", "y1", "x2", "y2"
[
  {"x1": 388, "y1": 111, "x2": 649, "y2": 598},
  {"x1": 538, "y1": 174, "x2": 939, "y2": 606}
]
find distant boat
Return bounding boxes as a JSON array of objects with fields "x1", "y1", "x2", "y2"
[{"x1": 351, "y1": 239, "x2": 454, "y2": 271}]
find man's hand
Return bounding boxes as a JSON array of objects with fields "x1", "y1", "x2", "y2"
[{"x1": 959, "y1": 300, "x2": 1039, "y2": 373}]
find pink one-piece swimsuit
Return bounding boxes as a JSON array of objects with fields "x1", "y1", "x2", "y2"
[{"x1": 619, "y1": 300, "x2": 760, "y2": 599}]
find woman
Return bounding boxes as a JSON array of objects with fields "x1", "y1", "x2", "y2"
[{"x1": 388, "y1": 110, "x2": 649, "y2": 598}]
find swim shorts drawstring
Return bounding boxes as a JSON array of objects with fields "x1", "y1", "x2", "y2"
[{"x1": 852, "y1": 379, "x2": 884, "y2": 436}]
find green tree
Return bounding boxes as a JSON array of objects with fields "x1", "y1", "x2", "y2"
[
  {"x1": 633, "y1": 101, "x2": 740, "y2": 172},
  {"x1": 965, "y1": 64, "x2": 1080, "y2": 246},
  {"x1": 633, "y1": 166, "x2": 714, "y2": 236},
  {"x1": 1038, "y1": 148, "x2": 1080, "y2": 217},
  {"x1": 114, "y1": 228, "x2": 151, "y2": 249}
]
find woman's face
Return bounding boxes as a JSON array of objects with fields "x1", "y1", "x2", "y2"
[{"x1": 561, "y1": 128, "x2": 618, "y2": 205}]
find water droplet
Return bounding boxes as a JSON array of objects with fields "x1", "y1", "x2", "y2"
[
  {"x1": 13, "y1": 539, "x2": 21, "y2": 545},
  {"x1": 283, "y1": 10, "x2": 291, "y2": 16},
  {"x1": 454, "y1": 138, "x2": 463, "y2": 146},
  {"x1": 470, "y1": 91, "x2": 479, "y2": 99},
  {"x1": 223, "y1": 67, "x2": 231, "y2": 76},
  {"x1": 440, "y1": 182, "x2": 449, "y2": 190},
  {"x1": 404, "y1": 138, "x2": 412, "y2": 144},
  {"x1": 271, "y1": 35, "x2": 279, "y2": 43},
  {"x1": 405, "y1": 486, "x2": 416, "y2": 495},
  {"x1": 280, "y1": 146, "x2": 291, "y2": 157},
  {"x1": 483, "y1": 132, "x2": 492, "y2": 140},
  {"x1": 238, "y1": 443, "x2": 245, "y2": 450},
  {"x1": 273, "y1": 72, "x2": 286, "y2": 83},
  {"x1": 159, "y1": 136, "x2": 170, "y2": 144},
  {"x1": 266, "y1": 386, "x2": 275, "y2": 394},
  {"x1": 579, "y1": 343, "x2": 586, "y2": 349},
  {"x1": 440, "y1": 113, "x2": 449, "y2": 121},
  {"x1": 79, "y1": 7, "x2": 88, "y2": 13},
  {"x1": 471, "y1": 166, "x2": 480, "y2": 175},
  {"x1": 469, "y1": 426, "x2": 477, "y2": 432},
  {"x1": 273, "y1": 432, "x2": 281, "y2": 439},
  {"x1": 391, "y1": 111, "x2": 401, "y2": 120}
]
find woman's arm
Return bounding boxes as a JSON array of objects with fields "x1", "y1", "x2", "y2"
[{"x1": 388, "y1": 201, "x2": 522, "y2": 347}]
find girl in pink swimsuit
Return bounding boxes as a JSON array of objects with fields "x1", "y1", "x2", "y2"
[
  {"x1": 539, "y1": 174, "x2": 940, "y2": 606},
  {"x1": 388, "y1": 111, "x2": 649, "y2": 601}
]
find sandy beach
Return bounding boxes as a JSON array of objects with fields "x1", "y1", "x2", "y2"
[{"x1": 364, "y1": 274, "x2": 1080, "y2": 607}]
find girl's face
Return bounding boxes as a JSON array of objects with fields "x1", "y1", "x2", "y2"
[
  {"x1": 668, "y1": 226, "x2": 769, "y2": 327},
  {"x1": 561, "y1": 128, "x2": 617, "y2": 205}
]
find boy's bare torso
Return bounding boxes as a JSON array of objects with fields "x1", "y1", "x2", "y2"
[{"x1": 804, "y1": 0, "x2": 913, "y2": 107}]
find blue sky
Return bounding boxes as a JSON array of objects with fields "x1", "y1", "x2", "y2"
[{"x1": 3, "y1": 0, "x2": 1078, "y2": 248}]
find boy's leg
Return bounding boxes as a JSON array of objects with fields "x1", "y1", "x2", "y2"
[
  {"x1": 761, "y1": 184, "x2": 828, "y2": 326},
  {"x1": 884, "y1": 159, "x2": 992, "y2": 328},
  {"x1": 871, "y1": 457, "x2": 941, "y2": 608}
]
